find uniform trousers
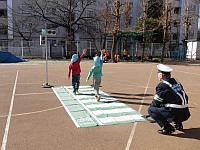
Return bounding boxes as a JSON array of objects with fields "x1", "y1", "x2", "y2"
[{"x1": 148, "y1": 106, "x2": 175, "y2": 128}]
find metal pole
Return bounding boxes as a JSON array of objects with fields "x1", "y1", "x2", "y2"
[
  {"x1": 45, "y1": 36, "x2": 48, "y2": 83},
  {"x1": 41, "y1": 35, "x2": 53, "y2": 88}
]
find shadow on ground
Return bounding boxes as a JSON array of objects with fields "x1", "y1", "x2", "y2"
[
  {"x1": 170, "y1": 127, "x2": 200, "y2": 140},
  {"x1": 108, "y1": 92, "x2": 153, "y2": 106}
]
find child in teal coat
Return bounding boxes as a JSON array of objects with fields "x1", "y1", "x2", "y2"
[{"x1": 86, "y1": 50, "x2": 105, "y2": 101}]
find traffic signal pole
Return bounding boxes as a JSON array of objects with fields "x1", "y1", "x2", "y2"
[
  {"x1": 41, "y1": 34, "x2": 53, "y2": 88},
  {"x1": 40, "y1": 29, "x2": 56, "y2": 88}
]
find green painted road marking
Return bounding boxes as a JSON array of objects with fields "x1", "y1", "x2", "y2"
[{"x1": 52, "y1": 86, "x2": 148, "y2": 128}]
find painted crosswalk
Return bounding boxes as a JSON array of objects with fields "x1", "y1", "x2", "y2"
[{"x1": 52, "y1": 86, "x2": 148, "y2": 128}]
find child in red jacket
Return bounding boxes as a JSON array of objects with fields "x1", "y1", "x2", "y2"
[{"x1": 68, "y1": 49, "x2": 87, "y2": 94}]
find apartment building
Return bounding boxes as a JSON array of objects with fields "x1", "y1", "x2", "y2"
[
  {"x1": 0, "y1": 0, "x2": 8, "y2": 46},
  {"x1": 170, "y1": 0, "x2": 199, "y2": 50}
]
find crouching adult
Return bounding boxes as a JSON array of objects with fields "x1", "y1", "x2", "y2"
[{"x1": 148, "y1": 64, "x2": 190, "y2": 135}]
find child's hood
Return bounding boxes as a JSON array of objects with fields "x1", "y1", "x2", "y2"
[
  {"x1": 71, "y1": 54, "x2": 78, "y2": 62},
  {"x1": 93, "y1": 56, "x2": 100, "y2": 67}
]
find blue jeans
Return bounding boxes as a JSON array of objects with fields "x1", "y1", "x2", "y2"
[{"x1": 72, "y1": 74, "x2": 80, "y2": 92}]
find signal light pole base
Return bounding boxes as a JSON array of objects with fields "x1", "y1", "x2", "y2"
[{"x1": 41, "y1": 83, "x2": 54, "y2": 88}]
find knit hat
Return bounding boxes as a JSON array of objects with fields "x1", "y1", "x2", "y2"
[
  {"x1": 71, "y1": 54, "x2": 78, "y2": 62},
  {"x1": 93, "y1": 56, "x2": 100, "y2": 67}
]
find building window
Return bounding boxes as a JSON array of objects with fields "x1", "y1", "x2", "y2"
[
  {"x1": 20, "y1": 5, "x2": 32, "y2": 14},
  {"x1": 189, "y1": 29, "x2": 194, "y2": 36},
  {"x1": 0, "y1": 41, "x2": 8, "y2": 47},
  {"x1": 174, "y1": 7, "x2": 180, "y2": 14},
  {"x1": 174, "y1": 22, "x2": 178, "y2": 27},
  {"x1": 0, "y1": 26, "x2": 8, "y2": 35},
  {"x1": 173, "y1": 34, "x2": 178, "y2": 40},
  {"x1": 174, "y1": 21, "x2": 180, "y2": 27},
  {"x1": 0, "y1": 9, "x2": 7, "y2": 18}
]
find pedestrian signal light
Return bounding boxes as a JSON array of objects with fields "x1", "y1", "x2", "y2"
[
  {"x1": 40, "y1": 35, "x2": 46, "y2": 45},
  {"x1": 41, "y1": 29, "x2": 47, "y2": 35}
]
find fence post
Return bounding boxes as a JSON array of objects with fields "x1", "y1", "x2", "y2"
[
  {"x1": 77, "y1": 41, "x2": 79, "y2": 54},
  {"x1": 21, "y1": 39, "x2": 24, "y2": 58}
]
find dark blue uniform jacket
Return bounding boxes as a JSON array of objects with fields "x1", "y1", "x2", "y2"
[{"x1": 149, "y1": 78, "x2": 190, "y2": 123}]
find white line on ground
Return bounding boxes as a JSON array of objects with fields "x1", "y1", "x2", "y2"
[
  {"x1": 1, "y1": 71, "x2": 18, "y2": 150},
  {"x1": 0, "y1": 82, "x2": 43, "y2": 86},
  {"x1": 52, "y1": 87, "x2": 81, "y2": 128},
  {"x1": 125, "y1": 67, "x2": 154, "y2": 150},
  {"x1": 15, "y1": 92, "x2": 54, "y2": 96},
  {"x1": 0, "y1": 106, "x2": 63, "y2": 118},
  {"x1": 176, "y1": 70, "x2": 200, "y2": 76}
]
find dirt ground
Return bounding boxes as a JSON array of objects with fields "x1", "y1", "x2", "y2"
[{"x1": 0, "y1": 60, "x2": 200, "y2": 150}]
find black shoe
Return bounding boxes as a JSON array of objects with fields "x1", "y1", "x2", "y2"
[
  {"x1": 157, "y1": 127, "x2": 175, "y2": 135},
  {"x1": 175, "y1": 123, "x2": 183, "y2": 131}
]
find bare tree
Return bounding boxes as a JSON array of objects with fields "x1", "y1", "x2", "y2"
[
  {"x1": 96, "y1": 0, "x2": 115, "y2": 49},
  {"x1": 121, "y1": 1, "x2": 133, "y2": 53},
  {"x1": 21, "y1": 0, "x2": 98, "y2": 55},
  {"x1": 133, "y1": 0, "x2": 163, "y2": 62},
  {"x1": 141, "y1": 0, "x2": 148, "y2": 62},
  {"x1": 104, "y1": 0, "x2": 133, "y2": 62},
  {"x1": 158, "y1": 0, "x2": 173, "y2": 62}
]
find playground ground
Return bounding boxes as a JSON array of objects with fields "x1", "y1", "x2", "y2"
[{"x1": 0, "y1": 60, "x2": 200, "y2": 150}]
